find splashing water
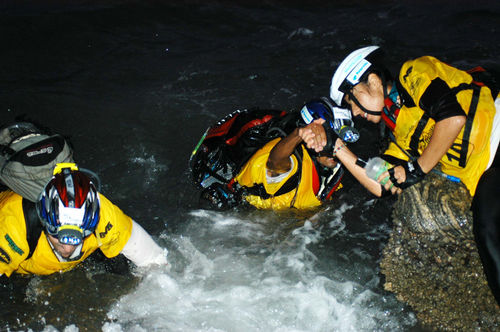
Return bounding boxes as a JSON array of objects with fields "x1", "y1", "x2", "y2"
[{"x1": 104, "y1": 207, "x2": 416, "y2": 331}]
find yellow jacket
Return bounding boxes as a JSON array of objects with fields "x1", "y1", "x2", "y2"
[
  {"x1": 384, "y1": 56, "x2": 497, "y2": 195},
  {"x1": 0, "y1": 190, "x2": 132, "y2": 276},
  {"x1": 234, "y1": 138, "x2": 325, "y2": 209}
]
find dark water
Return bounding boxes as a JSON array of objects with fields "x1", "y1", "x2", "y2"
[{"x1": 0, "y1": 1, "x2": 498, "y2": 331}]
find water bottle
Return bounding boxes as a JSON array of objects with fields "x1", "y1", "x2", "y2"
[{"x1": 364, "y1": 157, "x2": 392, "y2": 185}]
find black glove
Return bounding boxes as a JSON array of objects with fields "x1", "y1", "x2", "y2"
[
  {"x1": 319, "y1": 120, "x2": 335, "y2": 156},
  {"x1": 392, "y1": 160, "x2": 426, "y2": 189}
]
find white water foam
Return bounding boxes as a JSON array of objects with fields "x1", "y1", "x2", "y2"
[{"x1": 104, "y1": 207, "x2": 416, "y2": 331}]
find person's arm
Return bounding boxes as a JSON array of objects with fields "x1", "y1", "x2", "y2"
[
  {"x1": 120, "y1": 220, "x2": 168, "y2": 267},
  {"x1": 413, "y1": 115, "x2": 466, "y2": 173},
  {"x1": 333, "y1": 138, "x2": 385, "y2": 197},
  {"x1": 381, "y1": 115, "x2": 466, "y2": 189},
  {"x1": 0, "y1": 214, "x2": 30, "y2": 277},
  {"x1": 298, "y1": 122, "x2": 387, "y2": 196},
  {"x1": 333, "y1": 115, "x2": 466, "y2": 196},
  {"x1": 266, "y1": 128, "x2": 302, "y2": 176},
  {"x1": 266, "y1": 118, "x2": 326, "y2": 176}
]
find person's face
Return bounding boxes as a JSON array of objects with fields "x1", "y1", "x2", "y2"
[
  {"x1": 343, "y1": 73, "x2": 384, "y2": 123},
  {"x1": 317, "y1": 156, "x2": 337, "y2": 169},
  {"x1": 47, "y1": 234, "x2": 78, "y2": 259}
]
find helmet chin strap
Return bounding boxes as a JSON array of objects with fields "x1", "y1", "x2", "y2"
[{"x1": 347, "y1": 91, "x2": 381, "y2": 116}]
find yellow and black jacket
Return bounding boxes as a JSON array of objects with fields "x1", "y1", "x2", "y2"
[
  {"x1": 0, "y1": 190, "x2": 132, "y2": 276},
  {"x1": 234, "y1": 138, "x2": 342, "y2": 209},
  {"x1": 383, "y1": 56, "x2": 498, "y2": 195}
]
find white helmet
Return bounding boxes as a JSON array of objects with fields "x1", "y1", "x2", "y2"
[{"x1": 329, "y1": 46, "x2": 380, "y2": 105}]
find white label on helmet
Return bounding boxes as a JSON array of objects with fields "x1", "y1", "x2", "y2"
[
  {"x1": 332, "y1": 107, "x2": 352, "y2": 121},
  {"x1": 342, "y1": 53, "x2": 365, "y2": 76},
  {"x1": 300, "y1": 107, "x2": 314, "y2": 124},
  {"x1": 346, "y1": 59, "x2": 371, "y2": 85},
  {"x1": 58, "y1": 200, "x2": 85, "y2": 226}
]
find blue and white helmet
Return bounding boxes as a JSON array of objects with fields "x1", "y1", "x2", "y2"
[
  {"x1": 37, "y1": 164, "x2": 100, "y2": 245},
  {"x1": 300, "y1": 97, "x2": 359, "y2": 143}
]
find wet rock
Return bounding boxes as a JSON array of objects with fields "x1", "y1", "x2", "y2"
[{"x1": 380, "y1": 172, "x2": 500, "y2": 331}]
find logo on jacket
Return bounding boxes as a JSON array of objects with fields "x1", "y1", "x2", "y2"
[
  {"x1": 0, "y1": 247, "x2": 11, "y2": 264},
  {"x1": 99, "y1": 222, "x2": 113, "y2": 238},
  {"x1": 26, "y1": 144, "x2": 54, "y2": 157},
  {"x1": 5, "y1": 234, "x2": 24, "y2": 256},
  {"x1": 403, "y1": 66, "x2": 413, "y2": 82}
]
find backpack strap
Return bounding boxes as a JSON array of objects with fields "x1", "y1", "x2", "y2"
[
  {"x1": 243, "y1": 170, "x2": 300, "y2": 199},
  {"x1": 408, "y1": 113, "x2": 430, "y2": 158},
  {"x1": 408, "y1": 81, "x2": 482, "y2": 165},
  {"x1": 451, "y1": 83, "x2": 481, "y2": 167},
  {"x1": 22, "y1": 198, "x2": 43, "y2": 259}
]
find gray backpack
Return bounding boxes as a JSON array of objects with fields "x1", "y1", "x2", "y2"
[{"x1": 0, "y1": 122, "x2": 74, "y2": 202}]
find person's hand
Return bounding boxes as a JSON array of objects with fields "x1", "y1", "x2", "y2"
[
  {"x1": 380, "y1": 165, "x2": 405, "y2": 195},
  {"x1": 299, "y1": 118, "x2": 326, "y2": 152}
]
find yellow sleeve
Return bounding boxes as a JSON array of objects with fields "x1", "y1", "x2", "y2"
[
  {"x1": 0, "y1": 192, "x2": 31, "y2": 277},
  {"x1": 94, "y1": 194, "x2": 133, "y2": 258}
]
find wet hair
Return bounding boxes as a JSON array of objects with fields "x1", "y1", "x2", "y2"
[{"x1": 357, "y1": 49, "x2": 394, "y2": 87}]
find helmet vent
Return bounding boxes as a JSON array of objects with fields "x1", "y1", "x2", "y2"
[{"x1": 63, "y1": 172, "x2": 76, "y2": 208}]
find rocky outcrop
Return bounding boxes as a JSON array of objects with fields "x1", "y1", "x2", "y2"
[{"x1": 380, "y1": 172, "x2": 500, "y2": 331}]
